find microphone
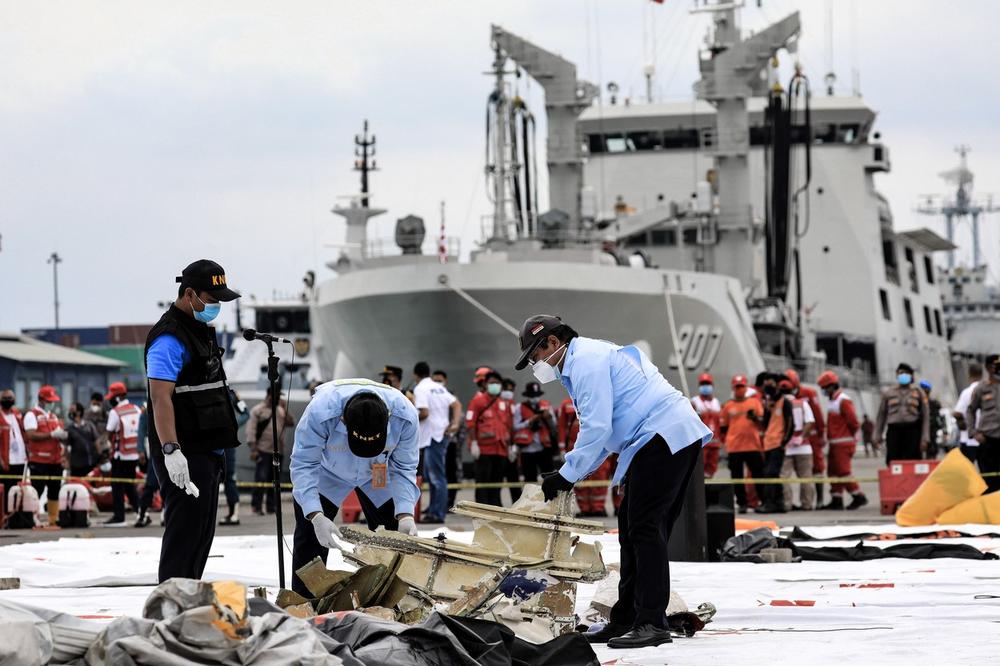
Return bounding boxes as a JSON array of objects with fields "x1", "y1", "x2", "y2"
[{"x1": 242, "y1": 328, "x2": 291, "y2": 344}]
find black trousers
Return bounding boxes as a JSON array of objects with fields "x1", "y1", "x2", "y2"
[
  {"x1": 152, "y1": 451, "x2": 223, "y2": 582},
  {"x1": 139, "y1": 457, "x2": 159, "y2": 512},
  {"x1": 1, "y1": 463, "x2": 25, "y2": 514},
  {"x1": 979, "y1": 436, "x2": 1000, "y2": 493},
  {"x1": 446, "y1": 438, "x2": 459, "y2": 509},
  {"x1": 292, "y1": 491, "x2": 399, "y2": 597},
  {"x1": 609, "y1": 436, "x2": 699, "y2": 630},
  {"x1": 111, "y1": 459, "x2": 139, "y2": 520},
  {"x1": 504, "y1": 457, "x2": 522, "y2": 504},
  {"x1": 29, "y1": 462, "x2": 62, "y2": 501},
  {"x1": 961, "y1": 443, "x2": 980, "y2": 465},
  {"x1": 474, "y1": 454, "x2": 506, "y2": 506},
  {"x1": 761, "y1": 447, "x2": 786, "y2": 506},
  {"x1": 521, "y1": 448, "x2": 555, "y2": 483},
  {"x1": 70, "y1": 465, "x2": 92, "y2": 478},
  {"x1": 252, "y1": 453, "x2": 278, "y2": 512},
  {"x1": 728, "y1": 451, "x2": 765, "y2": 508},
  {"x1": 886, "y1": 422, "x2": 922, "y2": 464}
]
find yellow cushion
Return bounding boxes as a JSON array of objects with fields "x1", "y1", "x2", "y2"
[
  {"x1": 938, "y1": 491, "x2": 1000, "y2": 525},
  {"x1": 895, "y1": 448, "x2": 987, "y2": 526}
]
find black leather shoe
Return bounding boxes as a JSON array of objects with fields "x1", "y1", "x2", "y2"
[
  {"x1": 581, "y1": 622, "x2": 629, "y2": 644},
  {"x1": 607, "y1": 624, "x2": 673, "y2": 649}
]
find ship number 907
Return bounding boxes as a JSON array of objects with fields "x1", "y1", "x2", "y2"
[{"x1": 669, "y1": 324, "x2": 723, "y2": 371}]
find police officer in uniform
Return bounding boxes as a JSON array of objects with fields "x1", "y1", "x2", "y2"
[
  {"x1": 873, "y1": 363, "x2": 929, "y2": 464},
  {"x1": 967, "y1": 353, "x2": 1000, "y2": 492},
  {"x1": 145, "y1": 259, "x2": 242, "y2": 581},
  {"x1": 516, "y1": 315, "x2": 711, "y2": 649},
  {"x1": 290, "y1": 379, "x2": 420, "y2": 597}
]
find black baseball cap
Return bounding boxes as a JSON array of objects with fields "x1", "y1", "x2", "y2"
[
  {"x1": 522, "y1": 381, "x2": 544, "y2": 397},
  {"x1": 515, "y1": 314, "x2": 563, "y2": 370},
  {"x1": 343, "y1": 392, "x2": 389, "y2": 458},
  {"x1": 176, "y1": 259, "x2": 241, "y2": 302}
]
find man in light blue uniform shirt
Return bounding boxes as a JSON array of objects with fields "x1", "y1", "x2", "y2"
[
  {"x1": 290, "y1": 379, "x2": 420, "y2": 597},
  {"x1": 515, "y1": 314, "x2": 711, "y2": 650}
]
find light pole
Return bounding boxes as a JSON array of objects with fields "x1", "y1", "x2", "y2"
[{"x1": 47, "y1": 252, "x2": 62, "y2": 330}]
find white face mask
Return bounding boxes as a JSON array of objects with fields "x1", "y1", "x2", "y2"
[
  {"x1": 500, "y1": 390, "x2": 514, "y2": 400},
  {"x1": 531, "y1": 344, "x2": 566, "y2": 385}
]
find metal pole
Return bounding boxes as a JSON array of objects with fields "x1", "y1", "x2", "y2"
[
  {"x1": 266, "y1": 348, "x2": 285, "y2": 589},
  {"x1": 945, "y1": 214, "x2": 954, "y2": 269},
  {"x1": 971, "y1": 211, "x2": 981, "y2": 268},
  {"x1": 47, "y1": 252, "x2": 62, "y2": 330}
]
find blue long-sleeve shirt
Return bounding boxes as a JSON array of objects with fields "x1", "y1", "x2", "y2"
[
  {"x1": 291, "y1": 380, "x2": 420, "y2": 517},
  {"x1": 556, "y1": 336, "x2": 712, "y2": 486}
]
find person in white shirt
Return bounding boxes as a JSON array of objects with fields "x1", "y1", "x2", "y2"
[
  {"x1": 412, "y1": 362, "x2": 461, "y2": 523},
  {"x1": 954, "y1": 363, "x2": 983, "y2": 465},
  {"x1": 1, "y1": 388, "x2": 28, "y2": 515},
  {"x1": 104, "y1": 382, "x2": 142, "y2": 526},
  {"x1": 780, "y1": 384, "x2": 816, "y2": 510}
]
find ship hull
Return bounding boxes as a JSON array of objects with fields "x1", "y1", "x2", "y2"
[{"x1": 313, "y1": 260, "x2": 765, "y2": 402}]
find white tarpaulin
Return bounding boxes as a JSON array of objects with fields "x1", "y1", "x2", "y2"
[{"x1": 0, "y1": 527, "x2": 998, "y2": 664}]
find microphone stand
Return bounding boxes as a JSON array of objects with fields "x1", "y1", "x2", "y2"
[{"x1": 264, "y1": 340, "x2": 286, "y2": 589}]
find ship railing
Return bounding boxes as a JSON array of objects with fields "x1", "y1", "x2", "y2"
[{"x1": 362, "y1": 236, "x2": 462, "y2": 260}]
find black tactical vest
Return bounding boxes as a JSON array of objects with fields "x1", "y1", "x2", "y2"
[{"x1": 144, "y1": 305, "x2": 239, "y2": 455}]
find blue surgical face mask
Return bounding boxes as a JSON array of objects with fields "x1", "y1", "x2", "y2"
[
  {"x1": 897, "y1": 373, "x2": 912, "y2": 386},
  {"x1": 193, "y1": 294, "x2": 221, "y2": 323},
  {"x1": 500, "y1": 390, "x2": 514, "y2": 400},
  {"x1": 487, "y1": 383, "x2": 502, "y2": 396},
  {"x1": 699, "y1": 384, "x2": 713, "y2": 396}
]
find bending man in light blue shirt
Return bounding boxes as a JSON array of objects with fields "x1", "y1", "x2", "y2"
[
  {"x1": 515, "y1": 314, "x2": 711, "y2": 650},
  {"x1": 290, "y1": 379, "x2": 420, "y2": 597}
]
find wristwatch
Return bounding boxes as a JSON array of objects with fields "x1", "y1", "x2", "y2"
[{"x1": 162, "y1": 441, "x2": 181, "y2": 455}]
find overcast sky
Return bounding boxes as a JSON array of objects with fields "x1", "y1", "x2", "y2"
[{"x1": 2, "y1": 0, "x2": 998, "y2": 332}]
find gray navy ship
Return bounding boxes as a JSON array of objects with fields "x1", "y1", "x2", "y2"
[{"x1": 307, "y1": 2, "x2": 957, "y2": 409}]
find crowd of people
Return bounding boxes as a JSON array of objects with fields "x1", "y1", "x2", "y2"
[{"x1": 3, "y1": 353, "x2": 998, "y2": 527}]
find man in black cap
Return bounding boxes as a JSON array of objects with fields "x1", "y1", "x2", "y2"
[
  {"x1": 290, "y1": 379, "x2": 420, "y2": 597},
  {"x1": 512, "y1": 381, "x2": 557, "y2": 485},
  {"x1": 144, "y1": 259, "x2": 242, "y2": 581},
  {"x1": 380, "y1": 365, "x2": 414, "y2": 402},
  {"x1": 515, "y1": 314, "x2": 711, "y2": 649},
  {"x1": 873, "y1": 362, "x2": 930, "y2": 464}
]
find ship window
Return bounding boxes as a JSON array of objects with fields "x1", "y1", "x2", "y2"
[
  {"x1": 627, "y1": 131, "x2": 663, "y2": 151},
  {"x1": 650, "y1": 229, "x2": 676, "y2": 246},
  {"x1": 605, "y1": 135, "x2": 631, "y2": 153},
  {"x1": 904, "y1": 247, "x2": 919, "y2": 294},
  {"x1": 879, "y1": 289, "x2": 891, "y2": 321},
  {"x1": 663, "y1": 129, "x2": 700, "y2": 149},
  {"x1": 934, "y1": 309, "x2": 943, "y2": 336},
  {"x1": 813, "y1": 124, "x2": 837, "y2": 144},
  {"x1": 681, "y1": 228, "x2": 698, "y2": 245},
  {"x1": 882, "y1": 239, "x2": 900, "y2": 285},
  {"x1": 838, "y1": 124, "x2": 860, "y2": 143},
  {"x1": 923, "y1": 305, "x2": 933, "y2": 334},
  {"x1": 256, "y1": 308, "x2": 310, "y2": 334},
  {"x1": 903, "y1": 298, "x2": 914, "y2": 329},
  {"x1": 625, "y1": 232, "x2": 649, "y2": 247},
  {"x1": 587, "y1": 134, "x2": 606, "y2": 154},
  {"x1": 924, "y1": 256, "x2": 935, "y2": 284}
]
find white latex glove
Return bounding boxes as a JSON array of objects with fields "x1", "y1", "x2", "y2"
[
  {"x1": 310, "y1": 513, "x2": 344, "y2": 550},
  {"x1": 51, "y1": 428, "x2": 68, "y2": 441},
  {"x1": 507, "y1": 446, "x2": 518, "y2": 462},
  {"x1": 397, "y1": 515, "x2": 418, "y2": 536},
  {"x1": 163, "y1": 449, "x2": 200, "y2": 497},
  {"x1": 470, "y1": 441, "x2": 481, "y2": 460}
]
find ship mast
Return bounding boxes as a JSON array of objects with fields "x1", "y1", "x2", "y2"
[
  {"x1": 332, "y1": 119, "x2": 386, "y2": 269},
  {"x1": 916, "y1": 145, "x2": 998, "y2": 269}
]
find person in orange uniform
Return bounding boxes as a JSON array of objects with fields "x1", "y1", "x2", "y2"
[
  {"x1": 22, "y1": 385, "x2": 69, "y2": 526},
  {"x1": 557, "y1": 396, "x2": 613, "y2": 516},
  {"x1": 691, "y1": 373, "x2": 722, "y2": 478},
  {"x1": 0, "y1": 389, "x2": 26, "y2": 517},
  {"x1": 104, "y1": 382, "x2": 143, "y2": 525},
  {"x1": 466, "y1": 370, "x2": 511, "y2": 506},
  {"x1": 719, "y1": 374, "x2": 765, "y2": 513},
  {"x1": 758, "y1": 377, "x2": 796, "y2": 513},
  {"x1": 817, "y1": 371, "x2": 868, "y2": 510},
  {"x1": 785, "y1": 369, "x2": 827, "y2": 506}
]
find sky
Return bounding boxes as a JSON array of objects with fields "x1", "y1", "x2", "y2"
[{"x1": 2, "y1": 0, "x2": 998, "y2": 332}]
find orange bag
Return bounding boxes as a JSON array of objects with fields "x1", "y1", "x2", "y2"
[
  {"x1": 895, "y1": 448, "x2": 987, "y2": 526},
  {"x1": 938, "y1": 491, "x2": 1000, "y2": 525}
]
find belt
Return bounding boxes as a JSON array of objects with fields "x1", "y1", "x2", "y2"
[
  {"x1": 828, "y1": 437, "x2": 855, "y2": 444},
  {"x1": 174, "y1": 380, "x2": 226, "y2": 394}
]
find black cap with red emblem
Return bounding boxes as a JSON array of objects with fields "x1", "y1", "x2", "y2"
[{"x1": 514, "y1": 314, "x2": 564, "y2": 371}]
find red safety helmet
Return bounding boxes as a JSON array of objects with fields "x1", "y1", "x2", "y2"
[
  {"x1": 698, "y1": 372, "x2": 714, "y2": 385},
  {"x1": 38, "y1": 385, "x2": 61, "y2": 402},
  {"x1": 731, "y1": 374, "x2": 748, "y2": 388},
  {"x1": 105, "y1": 381, "x2": 128, "y2": 400},
  {"x1": 783, "y1": 369, "x2": 801, "y2": 388},
  {"x1": 777, "y1": 378, "x2": 794, "y2": 391},
  {"x1": 473, "y1": 366, "x2": 492, "y2": 382},
  {"x1": 817, "y1": 370, "x2": 839, "y2": 388}
]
